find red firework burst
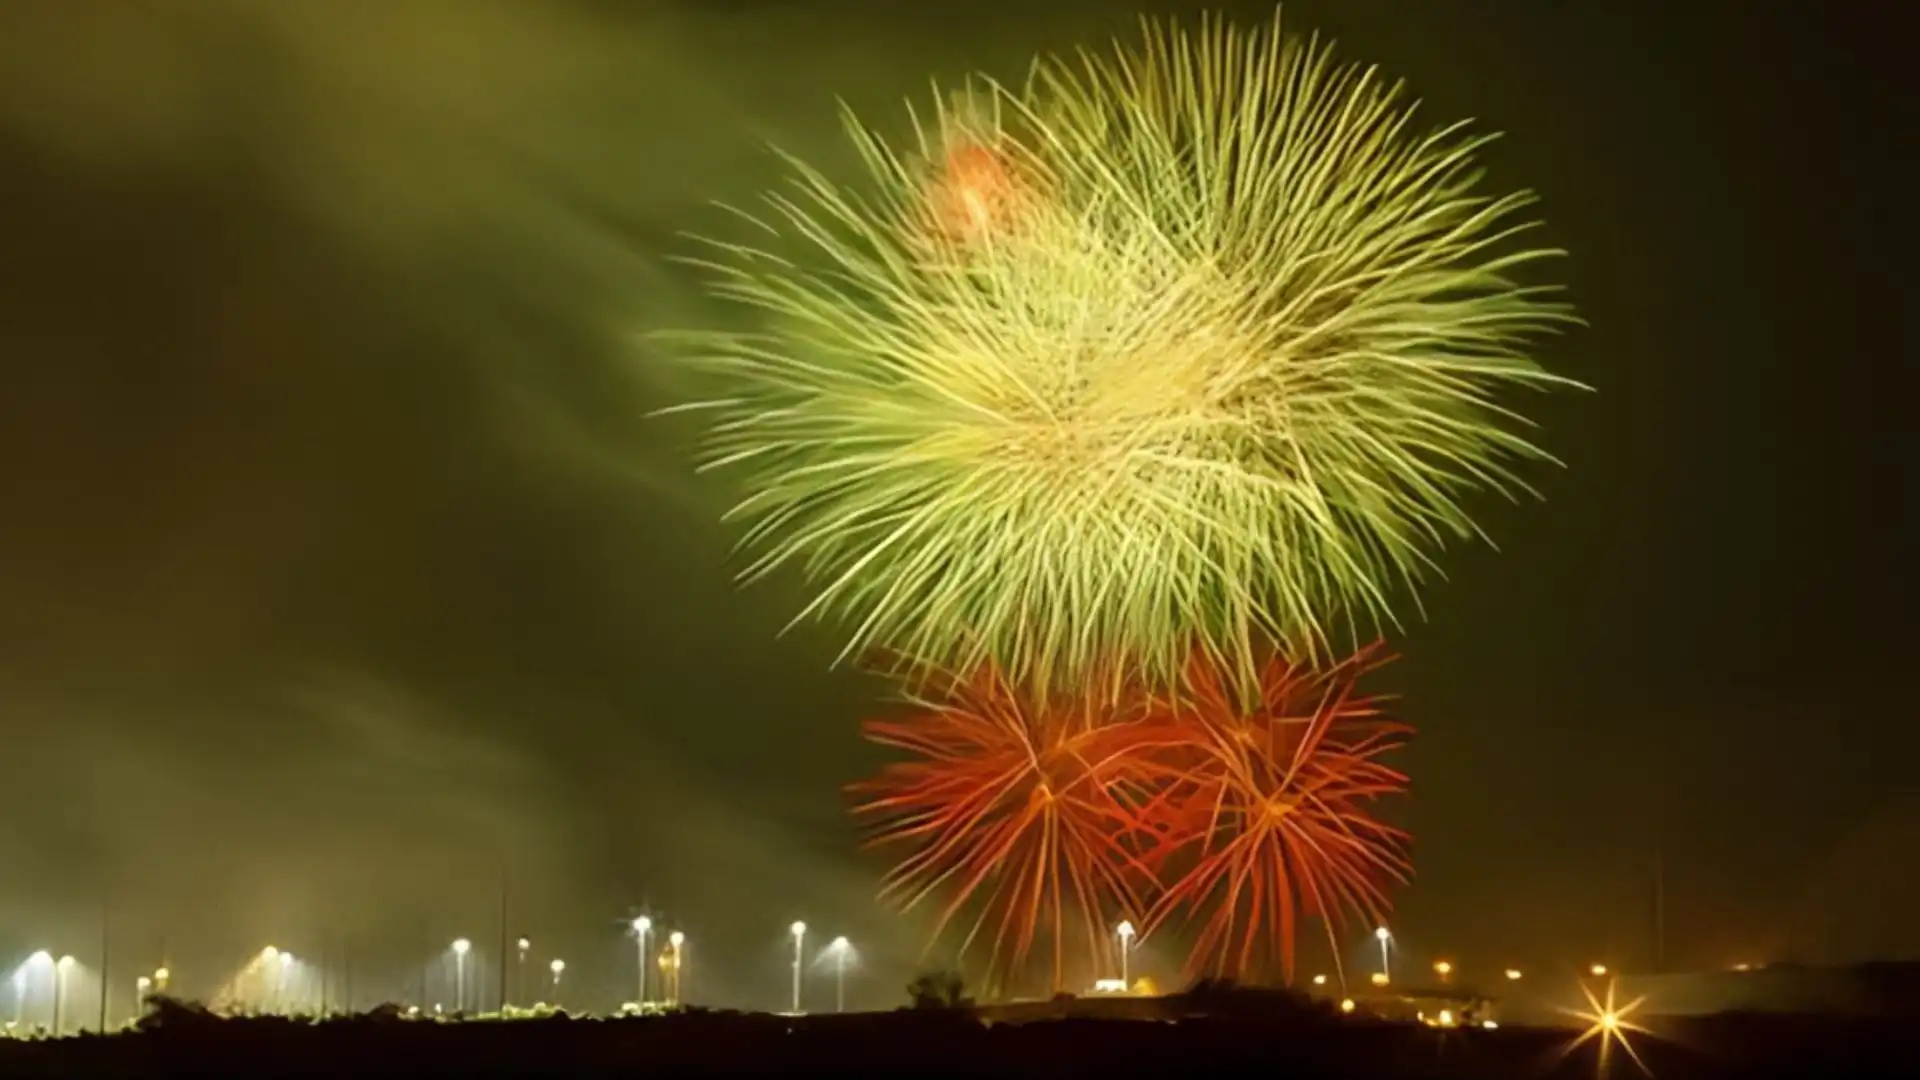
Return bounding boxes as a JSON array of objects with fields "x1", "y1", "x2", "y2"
[
  {"x1": 848, "y1": 663, "x2": 1160, "y2": 992},
  {"x1": 1141, "y1": 642, "x2": 1413, "y2": 984},
  {"x1": 852, "y1": 644, "x2": 1411, "y2": 991}
]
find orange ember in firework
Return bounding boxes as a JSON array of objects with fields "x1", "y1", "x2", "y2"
[{"x1": 924, "y1": 143, "x2": 1025, "y2": 245}]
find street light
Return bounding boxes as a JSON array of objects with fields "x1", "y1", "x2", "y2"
[
  {"x1": 656, "y1": 952, "x2": 675, "y2": 1008},
  {"x1": 668, "y1": 931, "x2": 685, "y2": 1006},
  {"x1": 133, "y1": 976, "x2": 152, "y2": 1025},
  {"x1": 1116, "y1": 920, "x2": 1136, "y2": 989},
  {"x1": 789, "y1": 921, "x2": 807, "y2": 1014},
  {"x1": 1433, "y1": 960, "x2": 1453, "y2": 983},
  {"x1": 451, "y1": 939, "x2": 471, "y2": 1013},
  {"x1": 1374, "y1": 927, "x2": 1392, "y2": 983},
  {"x1": 153, "y1": 967, "x2": 170, "y2": 993},
  {"x1": 1589, "y1": 963, "x2": 1609, "y2": 978},
  {"x1": 23, "y1": 952, "x2": 51, "y2": 1032},
  {"x1": 514, "y1": 939, "x2": 529, "y2": 1007},
  {"x1": 828, "y1": 936, "x2": 851, "y2": 1013},
  {"x1": 548, "y1": 958, "x2": 565, "y2": 1006},
  {"x1": 53, "y1": 956, "x2": 74, "y2": 1036},
  {"x1": 631, "y1": 917, "x2": 653, "y2": 1006},
  {"x1": 1504, "y1": 968, "x2": 1523, "y2": 981}
]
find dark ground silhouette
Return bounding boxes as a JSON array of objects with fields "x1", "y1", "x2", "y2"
[{"x1": 1, "y1": 990, "x2": 1913, "y2": 1079}]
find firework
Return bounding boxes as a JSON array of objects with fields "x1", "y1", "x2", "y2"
[
  {"x1": 675, "y1": 11, "x2": 1579, "y2": 702},
  {"x1": 848, "y1": 662, "x2": 1162, "y2": 992},
  {"x1": 1142, "y1": 643, "x2": 1412, "y2": 984},
  {"x1": 853, "y1": 643, "x2": 1409, "y2": 989}
]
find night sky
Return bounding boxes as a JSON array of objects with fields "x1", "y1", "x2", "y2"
[{"x1": 0, "y1": 0, "x2": 1910, "y2": 1014}]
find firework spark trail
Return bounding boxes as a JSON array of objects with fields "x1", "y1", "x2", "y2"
[{"x1": 672, "y1": 11, "x2": 1581, "y2": 705}]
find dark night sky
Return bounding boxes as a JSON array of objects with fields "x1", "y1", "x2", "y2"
[{"x1": 0, "y1": 0, "x2": 1911, "y2": 1014}]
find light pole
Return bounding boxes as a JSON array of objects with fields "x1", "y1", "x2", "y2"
[
  {"x1": 259, "y1": 947, "x2": 279, "y2": 1013},
  {"x1": 1374, "y1": 927, "x2": 1392, "y2": 983},
  {"x1": 668, "y1": 932, "x2": 685, "y2": 1006},
  {"x1": 53, "y1": 956, "x2": 74, "y2": 1036},
  {"x1": 789, "y1": 921, "x2": 806, "y2": 1014},
  {"x1": 514, "y1": 938, "x2": 529, "y2": 1007},
  {"x1": 1433, "y1": 960, "x2": 1453, "y2": 985},
  {"x1": 828, "y1": 937, "x2": 850, "y2": 1013},
  {"x1": 631, "y1": 916, "x2": 652, "y2": 1006},
  {"x1": 549, "y1": 958, "x2": 565, "y2": 1007},
  {"x1": 133, "y1": 976, "x2": 152, "y2": 1025},
  {"x1": 24, "y1": 952, "x2": 52, "y2": 1032},
  {"x1": 451, "y1": 939, "x2": 471, "y2": 1013},
  {"x1": 1116, "y1": 920, "x2": 1136, "y2": 990},
  {"x1": 153, "y1": 967, "x2": 170, "y2": 994}
]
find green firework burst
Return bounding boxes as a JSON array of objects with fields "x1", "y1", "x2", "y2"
[{"x1": 668, "y1": 10, "x2": 1582, "y2": 702}]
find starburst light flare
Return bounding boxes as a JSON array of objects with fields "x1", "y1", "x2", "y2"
[
  {"x1": 672, "y1": 10, "x2": 1580, "y2": 703},
  {"x1": 1559, "y1": 978, "x2": 1655, "y2": 1077}
]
